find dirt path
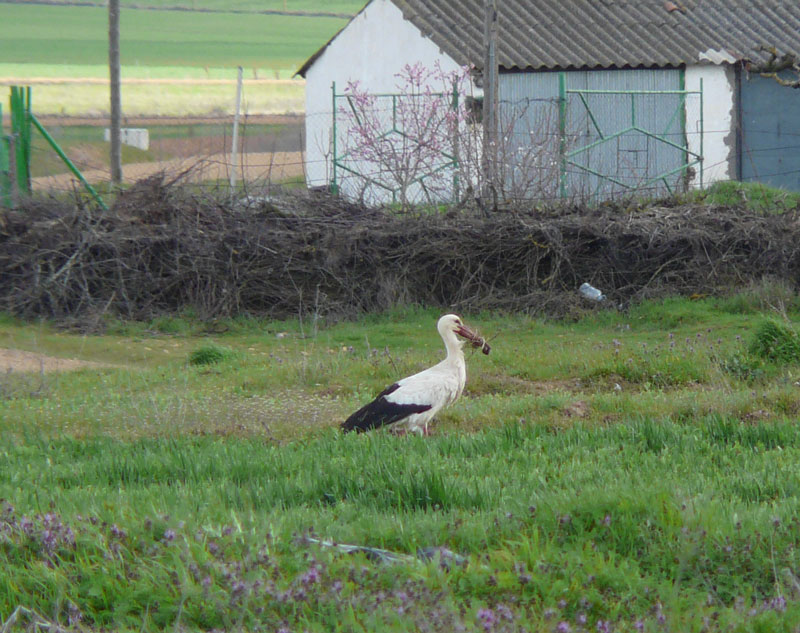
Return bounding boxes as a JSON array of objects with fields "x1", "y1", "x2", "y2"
[
  {"x1": 0, "y1": 348, "x2": 110, "y2": 373},
  {"x1": 32, "y1": 150, "x2": 305, "y2": 189}
]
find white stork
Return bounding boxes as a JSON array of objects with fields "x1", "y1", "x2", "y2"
[{"x1": 341, "y1": 314, "x2": 490, "y2": 435}]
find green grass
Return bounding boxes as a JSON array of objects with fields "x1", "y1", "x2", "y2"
[
  {"x1": 17, "y1": 0, "x2": 365, "y2": 13},
  {"x1": 18, "y1": 80, "x2": 304, "y2": 117},
  {"x1": 0, "y1": 62, "x2": 300, "y2": 80},
  {"x1": 0, "y1": 1, "x2": 340, "y2": 116},
  {"x1": 687, "y1": 180, "x2": 800, "y2": 214},
  {"x1": 188, "y1": 343, "x2": 237, "y2": 365},
  {"x1": 4, "y1": 295, "x2": 800, "y2": 630},
  {"x1": 0, "y1": 4, "x2": 347, "y2": 70}
]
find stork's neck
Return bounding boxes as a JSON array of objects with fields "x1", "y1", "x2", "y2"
[{"x1": 442, "y1": 331, "x2": 465, "y2": 364}]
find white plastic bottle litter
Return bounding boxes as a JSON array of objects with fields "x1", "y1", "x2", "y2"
[{"x1": 579, "y1": 282, "x2": 606, "y2": 302}]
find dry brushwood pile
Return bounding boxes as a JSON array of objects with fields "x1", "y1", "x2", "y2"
[{"x1": 2, "y1": 176, "x2": 800, "y2": 323}]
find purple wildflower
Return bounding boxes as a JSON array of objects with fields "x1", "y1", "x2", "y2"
[
  {"x1": 301, "y1": 566, "x2": 320, "y2": 586},
  {"x1": 67, "y1": 602, "x2": 83, "y2": 627},
  {"x1": 110, "y1": 524, "x2": 127, "y2": 540},
  {"x1": 477, "y1": 608, "x2": 497, "y2": 632},
  {"x1": 556, "y1": 622, "x2": 571, "y2": 633},
  {"x1": 230, "y1": 580, "x2": 248, "y2": 601},
  {"x1": 496, "y1": 604, "x2": 514, "y2": 621}
]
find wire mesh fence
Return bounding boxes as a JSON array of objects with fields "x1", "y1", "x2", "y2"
[
  {"x1": 22, "y1": 113, "x2": 307, "y2": 197},
  {"x1": 4, "y1": 82, "x2": 800, "y2": 208}
]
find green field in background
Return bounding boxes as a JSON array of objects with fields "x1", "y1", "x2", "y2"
[
  {"x1": 0, "y1": 3, "x2": 347, "y2": 70},
  {"x1": 6, "y1": 0, "x2": 364, "y2": 13},
  {"x1": 18, "y1": 81, "x2": 304, "y2": 116},
  {"x1": 0, "y1": 63, "x2": 299, "y2": 79}
]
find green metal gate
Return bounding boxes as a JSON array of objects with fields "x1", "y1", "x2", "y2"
[{"x1": 558, "y1": 72, "x2": 703, "y2": 199}]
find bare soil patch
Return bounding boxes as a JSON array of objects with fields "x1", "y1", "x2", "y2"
[{"x1": 0, "y1": 348, "x2": 110, "y2": 373}]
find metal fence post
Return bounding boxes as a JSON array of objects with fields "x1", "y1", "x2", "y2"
[
  {"x1": 699, "y1": 77, "x2": 704, "y2": 189},
  {"x1": 558, "y1": 72, "x2": 567, "y2": 199},
  {"x1": 451, "y1": 80, "x2": 460, "y2": 203},
  {"x1": 331, "y1": 81, "x2": 338, "y2": 194},
  {"x1": 8, "y1": 134, "x2": 18, "y2": 206},
  {"x1": 0, "y1": 102, "x2": 9, "y2": 208},
  {"x1": 230, "y1": 66, "x2": 243, "y2": 191},
  {"x1": 10, "y1": 87, "x2": 32, "y2": 197}
]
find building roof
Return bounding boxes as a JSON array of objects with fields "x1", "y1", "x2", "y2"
[
  {"x1": 394, "y1": 0, "x2": 800, "y2": 70},
  {"x1": 298, "y1": 0, "x2": 800, "y2": 75}
]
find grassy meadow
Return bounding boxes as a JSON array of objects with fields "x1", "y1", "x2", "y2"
[{"x1": 3, "y1": 289, "x2": 800, "y2": 631}]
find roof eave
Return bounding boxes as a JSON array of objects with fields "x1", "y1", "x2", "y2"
[{"x1": 295, "y1": 0, "x2": 374, "y2": 77}]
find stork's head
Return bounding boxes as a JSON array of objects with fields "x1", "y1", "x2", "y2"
[{"x1": 437, "y1": 314, "x2": 491, "y2": 354}]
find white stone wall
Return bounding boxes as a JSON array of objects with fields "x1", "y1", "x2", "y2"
[
  {"x1": 685, "y1": 64, "x2": 736, "y2": 187},
  {"x1": 303, "y1": 0, "x2": 464, "y2": 191}
]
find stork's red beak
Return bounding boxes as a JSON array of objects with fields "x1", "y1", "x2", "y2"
[{"x1": 455, "y1": 323, "x2": 491, "y2": 355}]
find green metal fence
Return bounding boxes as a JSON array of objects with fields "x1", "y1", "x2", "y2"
[
  {"x1": 0, "y1": 87, "x2": 33, "y2": 206},
  {"x1": 331, "y1": 73, "x2": 704, "y2": 205},
  {"x1": 1, "y1": 86, "x2": 107, "y2": 210}
]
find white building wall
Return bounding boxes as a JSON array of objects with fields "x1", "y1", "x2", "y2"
[
  {"x1": 303, "y1": 0, "x2": 463, "y2": 190},
  {"x1": 685, "y1": 64, "x2": 736, "y2": 187}
]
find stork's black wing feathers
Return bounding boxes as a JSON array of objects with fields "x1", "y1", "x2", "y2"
[{"x1": 341, "y1": 383, "x2": 433, "y2": 433}]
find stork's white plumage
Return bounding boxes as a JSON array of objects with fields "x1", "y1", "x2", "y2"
[{"x1": 341, "y1": 314, "x2": 490, "y2": 435}]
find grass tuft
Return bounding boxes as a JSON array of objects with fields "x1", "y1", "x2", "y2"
[
  {"x1": 748, "y1": 318, "x2": 800, "y2": 364},
  {"x1": 689, "y1": 180, "x2": 800, "y2": 214},
  {"x1": 187, "y1": 343, "x2": 236, "y2": 366}
]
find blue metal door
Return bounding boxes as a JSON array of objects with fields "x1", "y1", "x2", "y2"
[{"x1": 740, "y1": 71, "x2": 800, "y2": 191}]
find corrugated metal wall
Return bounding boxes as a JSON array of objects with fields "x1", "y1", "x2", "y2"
[
  {"x1": 499, "y1": 68, "x2": 685, "y2": 200},
  {"x1": 740, "y1": 71, "x2": 800, "y2": 192}
]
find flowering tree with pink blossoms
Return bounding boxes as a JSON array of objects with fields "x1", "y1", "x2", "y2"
[
  {"x1": 336, "y1": 62, "x2": 565, "y2": 209},
  {"x1": 337, "y1": 62, "x2": 473, "y2": 209}
]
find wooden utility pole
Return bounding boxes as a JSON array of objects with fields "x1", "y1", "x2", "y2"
[
  {"x1": 481, "y1": 0, "x2": 498, "y2": 209},
  {"x1": 109, "y1": 0, "x2": 122, "y2": 185}
]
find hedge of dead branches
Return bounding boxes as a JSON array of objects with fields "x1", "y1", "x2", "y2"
[{"x1": 2, "y1": 176, "x2": 800, "y2": 324}]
